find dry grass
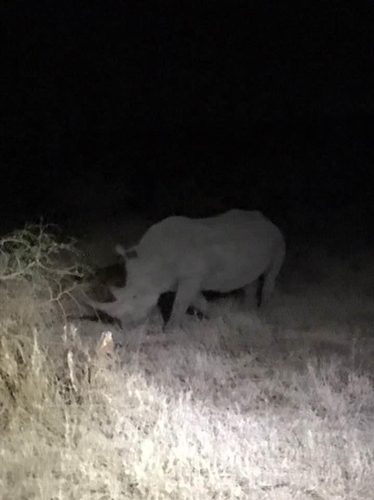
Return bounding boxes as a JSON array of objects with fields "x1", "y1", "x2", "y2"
[{"x1": 0, "y1": 223, "x2": 373, "y2": 499}]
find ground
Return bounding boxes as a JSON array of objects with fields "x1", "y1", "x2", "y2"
[{"x1": 0, "y1": 216, "x2": 373, "y2": 500}]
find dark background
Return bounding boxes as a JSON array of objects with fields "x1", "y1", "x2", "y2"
[{"x1": 1, "y1": 2, "x2": 374, "y2": 245}]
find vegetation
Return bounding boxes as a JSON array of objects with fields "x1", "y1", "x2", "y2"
[{"x1": 0, "y1": 223, "x2": 373, "y2": 499}]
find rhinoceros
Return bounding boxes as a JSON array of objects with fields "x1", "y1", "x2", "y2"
[{"x1": 85, "y1": 209, "x2": 286, "y2": 330}]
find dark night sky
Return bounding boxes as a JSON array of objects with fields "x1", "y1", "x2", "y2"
[{"x1": 1, "y1": 2, "x2": 374, "y2": 233}]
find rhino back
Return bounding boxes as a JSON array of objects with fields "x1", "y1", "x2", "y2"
[
  {"x1": 132, "y1": 210, "x2": 283, "y2": 291},
  {"x1": 138, "y1": 210, "x2": 278, "y2": 251}
]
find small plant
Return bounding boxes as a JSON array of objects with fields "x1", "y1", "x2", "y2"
[
  {"x1": 0, "y1": 221, "x2": 86, "y2": 284},
  {"x1": 0, "y1": 222, "x2": 92, "y2": 426},
  {"x1": 0, "y1": 222, "x2": 91, "y2": 322}
]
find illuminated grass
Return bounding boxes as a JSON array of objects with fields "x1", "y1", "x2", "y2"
[{"x1": 0, "y1": 224, "x2": 373, "y2": 499}]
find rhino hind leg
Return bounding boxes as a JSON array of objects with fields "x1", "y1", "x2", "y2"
[
  {"x1": 242, "y1": 280, "x2": 260, "y2": 308},
  {"x1": 256, "y1": 274, "x2": 265, "y2": 307},
  {"x1": 260, "y1": 241, "x2": 286, "y2": 305}
]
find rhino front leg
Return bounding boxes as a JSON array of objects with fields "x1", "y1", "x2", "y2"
[
  {"x1": 165, "y1": 278, "x2": 201, "y2": 331},
  {"x1": 242, "y1": 281, "x2": 258, "y2": 308}
]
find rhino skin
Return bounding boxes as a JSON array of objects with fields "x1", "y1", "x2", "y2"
[
  {"x1": 79, "y1": 261, "x2": 207, "y2": 326},
  {"x1": 85, "y1": 209, "x2": 286, "y2": 330}
]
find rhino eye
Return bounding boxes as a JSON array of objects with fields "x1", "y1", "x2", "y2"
[{"x1": 126, "y1": 249, "x2": 138, "y2": 260}]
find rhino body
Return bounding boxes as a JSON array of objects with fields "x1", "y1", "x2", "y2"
[{"x1": 86, "y1": 209, "x2": 286, "y2": 329}]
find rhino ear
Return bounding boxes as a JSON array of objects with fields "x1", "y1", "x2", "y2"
[
  {"x1": 115, "y1": 244, "x2": 126, "y2": 257},
  {"x1": 115, "y1": 243, "x2": 138, "y2": 260}
]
